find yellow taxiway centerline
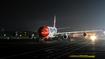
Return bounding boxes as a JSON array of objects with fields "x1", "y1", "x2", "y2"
[{"x1": 69, "y1": 55, "x2": 95, "y2": 58}]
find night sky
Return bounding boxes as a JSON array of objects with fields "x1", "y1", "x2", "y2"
[{"x1": 0, "y1": 0, "x2": 105, "y2": 32}]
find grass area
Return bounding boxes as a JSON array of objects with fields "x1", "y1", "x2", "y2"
[
  {"x1": 11, "y1": 36, "x2": 29, "y2": 39},
  {"x1": 0, "y1": 36, "x2": 39, "y2": 39}
]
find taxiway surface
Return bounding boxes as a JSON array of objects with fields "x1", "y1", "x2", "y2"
[{"x1": 0, "y1": 38, "x2": 105, "y2": 59}]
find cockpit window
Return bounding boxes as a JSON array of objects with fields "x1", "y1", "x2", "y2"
[{"x1": 40, "y1": 29, "x2": 45, "y2": 31}]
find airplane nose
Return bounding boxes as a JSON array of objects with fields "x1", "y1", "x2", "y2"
[
  {"x1": 38, "y1": 26, "x2": 50, "y2": 37},
  {"x1": 40, "y1": 31, "x2": 49, "y2": 37},
  {"x1": 41, "y1": 31, "x2": 45, "y2": 34}
]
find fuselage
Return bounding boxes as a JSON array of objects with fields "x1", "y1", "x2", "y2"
[{"x1": 38, "y1": 26, "x2": 57, "y2": 38}]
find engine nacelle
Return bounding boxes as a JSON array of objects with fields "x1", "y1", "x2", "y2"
[
  {"x1": 28, "y1": 34, "x2": 33, "y2": 39},
  {"x1": 83, "y1": 32, "x2": 87, "y2": 37},
  {"x1": 63, "y1": 34, "x2": 68, "y2": 39}
]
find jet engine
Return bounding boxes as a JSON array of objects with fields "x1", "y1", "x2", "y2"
[
  {"x1": 63, "y1": 34, "x2": 68, "y2": 39},
  {"x1": 83, "y1": 32, "x2": 87, "y2": 37},
  {"x1": 28, "y1": 34, "x2": 33, "y2": 39}
]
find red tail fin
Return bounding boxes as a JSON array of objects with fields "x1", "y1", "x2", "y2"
[{"x1": 53, "y1": 15, "x2": 56, "y2": 27}]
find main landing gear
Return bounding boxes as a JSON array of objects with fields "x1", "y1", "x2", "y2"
[{"x1": 57, "y1": 38, "x2": 62, "y2": 41}]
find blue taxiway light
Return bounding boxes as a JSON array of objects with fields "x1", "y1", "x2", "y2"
[
  {"x1": 17, "y1": 38, "x2": 19, "y2": 39},
  {"x1": 34, "y1": 37, "x2": 36, "y2": 39},
  {"x1": 7, "y1": 37, "x2": 9, "y2": 40}
]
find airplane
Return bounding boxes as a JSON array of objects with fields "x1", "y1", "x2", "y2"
[{"x1": 29, "y1": 15, "x2": 102, "y2": 42}]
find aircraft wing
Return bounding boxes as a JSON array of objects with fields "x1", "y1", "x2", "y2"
[
  {"x1": 57, "y1": 27, "x2": 70, "y2": 30},
  {"x1": 54, "y1": 30, "x2": 101, "y2": 35}
]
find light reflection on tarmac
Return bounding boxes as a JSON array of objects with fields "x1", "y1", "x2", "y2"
[{"x1": 0, "y1": 38, "x2": 105, "y2": 59}]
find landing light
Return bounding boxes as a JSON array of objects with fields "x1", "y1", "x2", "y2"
[{"x1": 91, "y1": 36, "x2": 96, "y2": 40}]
